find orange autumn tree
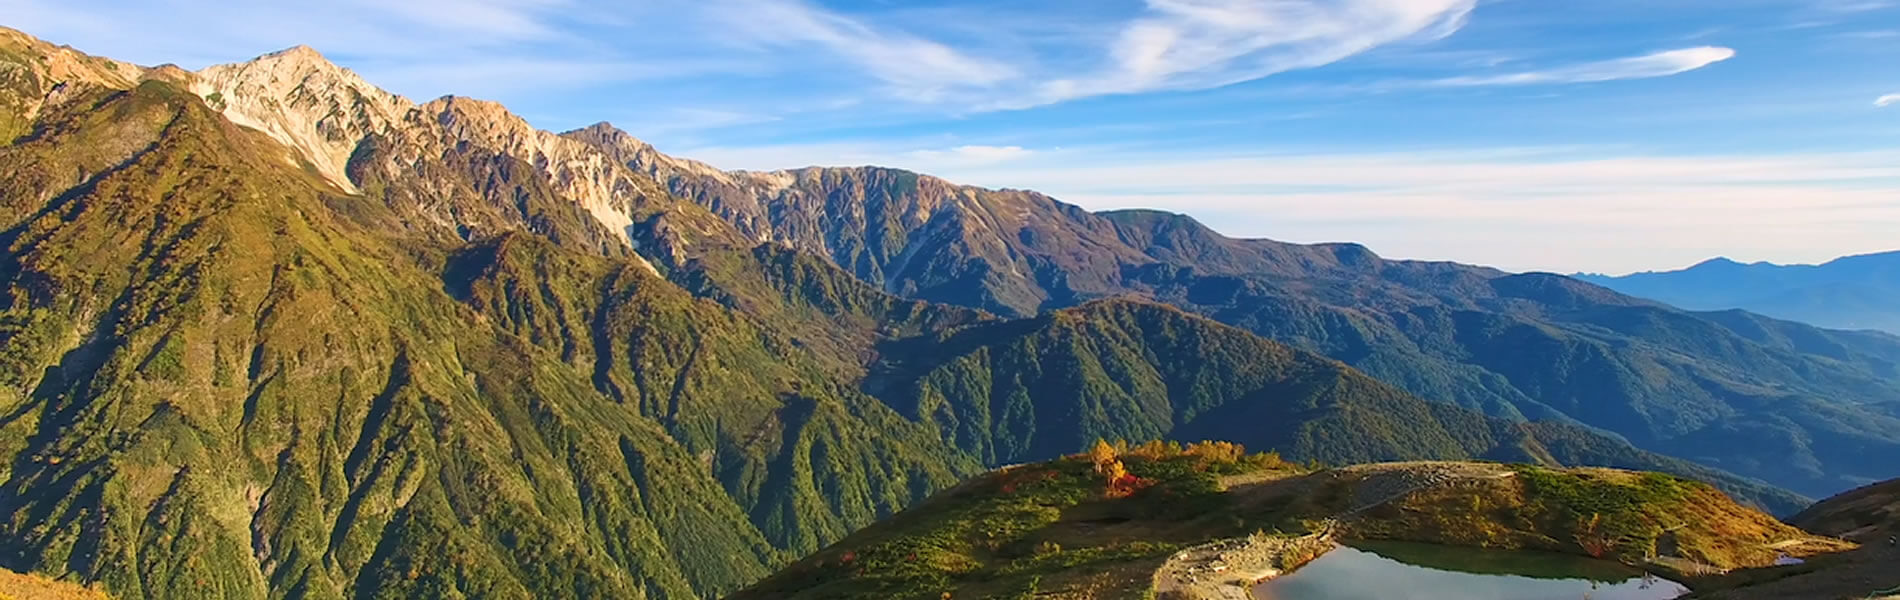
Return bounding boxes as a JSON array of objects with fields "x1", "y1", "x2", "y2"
[
  {"x1": 1088, "y1": 439, "x2": 1149, "y2": 498},
  {"x1": 1088, "y1": 439, "x2": 1118, "y2": 470}
]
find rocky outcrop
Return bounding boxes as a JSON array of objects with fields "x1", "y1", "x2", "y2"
[
  {"x1": 1153, "y1": 526, "x2": 1336, "y2": 600},
  {"x1": 190, "y1": 45, "x2": 412, "y2": 192},
  {"x1": 183, "y1": 49, "x2": 741, "y2": 268}
]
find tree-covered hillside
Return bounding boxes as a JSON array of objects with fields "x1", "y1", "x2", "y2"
[
  {"x1": 0, "y1": 69, "x2": 976, "y2": 599},
  {"x1": 866, "y1": 299, "x2": 1805, "y2": 514}
]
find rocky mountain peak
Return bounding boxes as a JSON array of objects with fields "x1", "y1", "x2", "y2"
[
  {"x1": 423, "y1": 95, "x2": 538, "y2": 146},
  {"x1": 263, "y1": 44, "x2": 324, "y2": 60},
  {"x1": 190, "y1": 44, "x2": 414, "y2": 192},
  {"x1": 562, "y1": 120, "x2": 739, "y2": 185},
  {"x1": 399, "y1": 96, "x2": 681, "y2": 251}
]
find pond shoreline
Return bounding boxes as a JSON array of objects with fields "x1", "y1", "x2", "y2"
[{"x1": 1249, "y1": 542, "x2": 1690, "y2": 600}]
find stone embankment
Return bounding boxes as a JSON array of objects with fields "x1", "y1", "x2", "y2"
[{"x1": 1151, "y1": 523, "x2": 1336, "y2": 600}]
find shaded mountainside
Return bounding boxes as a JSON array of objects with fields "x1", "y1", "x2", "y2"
[
  {"x1": 1577, "y1": 253, "x2": 1900, "y2": 335},
  {"x1": 0, "y1": 25, "x2": 1856, "y2": 600},
  {"x1": 575, "y1": 124, "x2": 1900, "y2": 499},
  {"x1": 729, "y1": 452, "x2": 1834, "y2": 600},
  {"x1": 865, "y1": 299, "x2": 1806, "y2": 515},
  {"x1": 1791, "y1": 478, "x2": 1900, "y2": 542}
]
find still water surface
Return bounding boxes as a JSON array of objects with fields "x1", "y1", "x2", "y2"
[{"x1": 1253, "y1": 541, "x2": 1688, "y2": 600}]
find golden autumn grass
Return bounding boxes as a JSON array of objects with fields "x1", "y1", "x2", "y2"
[{"x1": 0, "y1": 568, "x2": 110, "y2": 600}]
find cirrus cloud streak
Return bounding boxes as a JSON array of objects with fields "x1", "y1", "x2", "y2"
[{"x1": 1429, "y1": 47, "x2": 1737, "y2": 87}]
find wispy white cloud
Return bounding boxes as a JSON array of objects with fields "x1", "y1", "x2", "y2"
[
  {"x1": 907, "y1": 145, "x2": 1035, "y2": 167},
  {"x1": 1429, "y1": 47, "x2": 1736, "y2": 87},
  {"x1": 1818, "y1": 0, "x2": 1896, "y2": 13},
  {"x1": 1878, "y1": 93, "x2": 1900, "y2": 107},
  {"x1": 690, "y1": 0, "x2": 1019, "y2": 101},
  {"x1": 362, "y1": 58, "x2": 751, "y2": 99},
  {"x1": 1008, "y1": 0, "x2": 1478, "y2": 108},
  {"x1": 677, "y1": 0, "x2": 1481, "y2": 109},
  {"x1": 12, "y1": 0, "x2": 1773, "y2": 132},
  {"x1": 672, "y1": 0, "x2": 1749, "y2": 112},
  {"x1": 1832, "y1": 30, "x2": 1900, "y2": 39},
  {"x1": 610, "y1": 108, "x2": 786, "y2": 138}
]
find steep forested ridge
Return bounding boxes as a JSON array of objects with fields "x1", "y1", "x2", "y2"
[
  {"x1": 0, "y1": 26, "x2": 1861, "y2": 600},
  {"x1": 865, "y1": 299, "x2": 1805, "y2": 514},
  {"x1": 0, "y1": 33, "x2": 975, "y2": 600}
]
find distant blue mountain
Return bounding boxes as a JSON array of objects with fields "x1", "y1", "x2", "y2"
[{"x1": 1575, "y1": 251, "x2": 1900, "y2": 334}]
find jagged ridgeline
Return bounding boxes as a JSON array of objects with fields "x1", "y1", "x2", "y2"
[{"x1": 0, "y1": 25, "x2": 1833, "y2": 600}]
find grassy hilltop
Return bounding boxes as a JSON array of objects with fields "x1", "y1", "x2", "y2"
[{"x1": 730, "y1": 442, "x2": 1835, "y2": 600}]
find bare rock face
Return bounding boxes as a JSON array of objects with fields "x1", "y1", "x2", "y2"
[
  {"x1": 422, "y1": 96, "x2": 645, "y2": 239},
  {"x1": 190, "y1": 45, "x2": 413, "y2": 192},
  {"x1": 184, "y1": 48, "x2": 723, "y2": 266}
]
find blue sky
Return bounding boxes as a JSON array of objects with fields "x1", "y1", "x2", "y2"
[{"x1": 6, "y1": 0, "x2": 1899, "y2": 274}]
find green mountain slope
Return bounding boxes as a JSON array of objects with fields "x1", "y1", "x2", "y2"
[
  {"x1": 864, "y1": 299, "x2": 1805, "y2": 514},
  {"x1": 0, "y1": 70, "x2": 977, "y2": 599},
  {"x1": 577, "y1": 129, "x2": 1900, "y2": 498}
]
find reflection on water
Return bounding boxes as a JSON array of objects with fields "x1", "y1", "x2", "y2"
[{"x1": 1253, "y1": 542, "x2": 1688, "y2": 600}]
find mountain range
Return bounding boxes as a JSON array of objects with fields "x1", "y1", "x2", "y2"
[
  {"x1": 1, "y1": 26, "x2": 1898, "y2": 600},
  {"x1": 592, "y1": 124, "x2": 1900, "y2": 498},
  {"x1": 1576, "y1": 252, "x2": 1900, "y2": 335}
]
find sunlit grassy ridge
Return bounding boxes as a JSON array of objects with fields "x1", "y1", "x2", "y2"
[
  {"x1": 0, "y1": 567, "x2": 109, "y2": 600},
  {"x1": 730, "y1": 442, "x2": 1306, "y2": 600},
  {"x1": 1348, "y1": 465, "x2": 1834, "y2": 569}
]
